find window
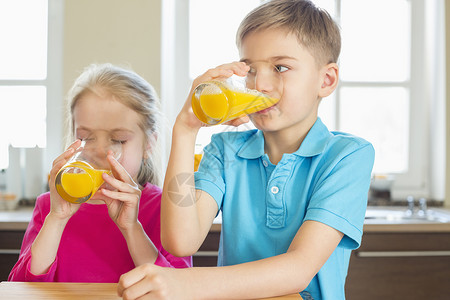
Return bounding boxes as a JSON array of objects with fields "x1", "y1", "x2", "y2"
[
  {"x1": 162, "y1": 0, "x2": 445, "y2": 201},
  {"x1": 0, "y1": 0, "x2": 63, "y2": 198},
  {"x1": 0, "y1": 0, "x2": 48, "y2": 168}
]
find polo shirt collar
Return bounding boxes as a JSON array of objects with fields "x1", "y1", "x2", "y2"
[
  {"x1": 237, "y1": 130, "x2": 265, "y2": 159},
  {"x1": 296, "y1": 117, "x2": 333, "y2": 157},
  {"x1": 237, "y1": 118, "x2": 332, "y2": 159}
]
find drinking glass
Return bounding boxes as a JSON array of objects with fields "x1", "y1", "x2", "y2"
[
  {"x1": 191, "y1": 61, "x2": 283, "y2": 125},
  {"x1": 55, "y1": 140, "x2": 122, "y2": 204}
]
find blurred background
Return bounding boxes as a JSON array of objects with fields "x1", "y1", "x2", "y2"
[{"x1": 0, "y1": 0, "x2": 448, "y2": 207}]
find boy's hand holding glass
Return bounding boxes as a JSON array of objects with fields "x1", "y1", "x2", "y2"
[{"x1": 191, "y1": 61, "x2": 284, "y2": 125}]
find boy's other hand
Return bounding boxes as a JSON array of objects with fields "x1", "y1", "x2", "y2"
[{"x1": 118, "y1": 264, "x2": 191, "y2": 300}]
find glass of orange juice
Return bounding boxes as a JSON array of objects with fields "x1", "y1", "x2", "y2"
[
  {"x1": 191, "y1": 61, "x2": 283, "y2": 125},
  {"x1": 55, "y1": 140, "x2": 122, "y2": 204}
]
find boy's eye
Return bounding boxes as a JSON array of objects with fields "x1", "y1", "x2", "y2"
[
  {"x1": 247, "y1": 67, "x2": 257, "y2": 78},
  {"x1": 275, "y1": 65, "x2": 289, "y2": 73}
]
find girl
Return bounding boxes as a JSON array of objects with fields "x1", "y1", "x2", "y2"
[{"x1": 9, "y1": 64, "x2": 191, "y2": 282}]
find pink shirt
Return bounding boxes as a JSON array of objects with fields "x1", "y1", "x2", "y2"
[{"x1": 8, "y1": 183, "x2": 191, "y2": 282}]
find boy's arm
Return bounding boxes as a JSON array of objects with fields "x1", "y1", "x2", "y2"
[
  {"x1": 118, "y1": 220, "x2": 343, "y2": 299},
  {"x1": 161, "y1": 61, "x2": 250, "y2": 257},
  {"x1": 160, "y1": 121, "x2": 218, "y2": 256}
]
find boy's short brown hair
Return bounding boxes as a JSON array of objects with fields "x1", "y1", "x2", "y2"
[{"x1": 236, "y1": 0, "x2": 341, "y2": 66}]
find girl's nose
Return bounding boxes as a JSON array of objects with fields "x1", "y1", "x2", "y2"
[{"x1": 83, "y1": 138, "x2": 109, "y2": 163}]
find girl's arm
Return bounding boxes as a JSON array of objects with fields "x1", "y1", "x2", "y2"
[
  {"x1": 118, "y1": 220, "x2": 159, "y2": 266},
  {"x1": 118, "y1": 220, "x2": 343, "y2": 299},
  {"x1": 161, "y1": 62, "x2": 250, "y2": 256},
  {"x1": 99, "y1": 155, "x2": 159, "y2": 266},
  {"x1": 29, "y1": 213, "x2": 71, "y2": 275},
  {"x1": 8, "y1": 194, "x2": 57, "y2": 281},
  {"x1": 29, "y1": 140, "x2": 83, "y2": 275}
]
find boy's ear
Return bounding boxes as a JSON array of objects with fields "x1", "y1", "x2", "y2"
[{"x1": 319, "y1": 63, "x2": 339, "y2": 98}]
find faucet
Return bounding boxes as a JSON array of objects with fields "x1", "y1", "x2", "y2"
[
  {"x1": 405, "y1": 196, "x2": 415, "y2": 217},
  {"x1": 417, "y1": 198, "x2": 428, "y2": 217},
  {"x1": 405, "y1": 196, "x2": 428, "y2": 218}
]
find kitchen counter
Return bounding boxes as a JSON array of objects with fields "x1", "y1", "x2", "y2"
[
  {"x1": 0, "y1": 207, "x2": 33, "y2": 231},
  {"x1": 2, "y1": 206, "x2": 450, "y2": 232},
  {"x1": 363, "y1": 206, "x2": 450, "y2": 232},
  {"x1": 210, "y1": 207, "x2": 450, "y2": 233}
]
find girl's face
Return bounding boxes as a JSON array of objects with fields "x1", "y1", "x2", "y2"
[{"x1": 73, "y1": 89, "x2": 149, "y2": 184}]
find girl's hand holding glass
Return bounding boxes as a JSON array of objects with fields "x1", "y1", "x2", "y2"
[
  {"x1": 55, "y1": 139, "x2": 122, "y2": 204},
  {"x1": 48, "y1": 139, "x2": 84, "y2": 220},
  {"x1": 96, "y1": 152, "x2": 142, "y2": 232}
]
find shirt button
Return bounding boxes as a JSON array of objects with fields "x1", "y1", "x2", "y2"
[
  {"x1": 262, "y1": 160, "x2": 268, "y2": 167},
  {"x1": 271, "y1": 186, "x2": 279, "y2": 194}
]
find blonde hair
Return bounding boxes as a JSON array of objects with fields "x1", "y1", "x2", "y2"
[
  {"x1": 236, "y1": 0, "x2": 341, "y2": 66},
  {"x1": 65, "y1": 63, "x2": 162, "y2": 186}
]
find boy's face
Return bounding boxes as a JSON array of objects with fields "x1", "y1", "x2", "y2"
[{"x1": 239, "y1": 28, "x2": 329, "y2": 134}]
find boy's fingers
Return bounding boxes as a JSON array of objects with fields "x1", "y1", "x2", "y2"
[
  {"x1": 118, "y1": 265, "x2": 153, "y2": 296},
  {"x1": 216, "y1": 61, "x2": 249, "y2": 75},
  {"x1": 194, "y1": 62, "x2": 250, "y2": 85},
  {"x1": 224, "y1": 115, "x2": 250, "y2": 127}
]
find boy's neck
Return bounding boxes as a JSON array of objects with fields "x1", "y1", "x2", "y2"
[{"x1": 263, "y1": 118, "x2": 316, "y2": 165}]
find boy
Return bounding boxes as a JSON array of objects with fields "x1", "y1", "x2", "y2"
[{"x1": 118, "y1": 0, "x2": 374, "y2": 299}]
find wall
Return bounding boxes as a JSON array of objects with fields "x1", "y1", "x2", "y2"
[
  {"x1": 63, "y1": 0, "x2": 162, "y2": 110},
  {"x1": 446, "y1": 1, "x2": 450, "y2": 208}
]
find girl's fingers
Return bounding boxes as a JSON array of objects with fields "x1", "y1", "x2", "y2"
[
  {"x1": 102, "y1": 173, "x2": 138, "y2": 196},
  {"x1": 106, "y1": 154, "x2": 139, "y2": 188},
  {"x1": 51, "y1": 140, "x2": 81, "y2": 168},
  {"x1": 100, "y1": 188, "x2": 140, "y2": 203},
  {"x1": 49, "y1": 140, "x2": 83, "y2": 183}
]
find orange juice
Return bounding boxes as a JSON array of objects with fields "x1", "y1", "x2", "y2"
[
  {"x1": 55, "y1": 161, "x2": 110, "y2": 204},
  {"x1": 192, "y1": 81, "x2": 279, "y2": 125},
  {"x1": 194, "y1": 153, "x2": 203, "y2": 171}
]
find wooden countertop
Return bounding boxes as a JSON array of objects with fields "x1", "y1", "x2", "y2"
[{"x1": 0, "y1": 282, "x2": 302, "y2": 299}]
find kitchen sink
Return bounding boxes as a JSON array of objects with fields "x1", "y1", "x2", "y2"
[{"x1": 364, "y1": 206, "x2": 450, "y2": 224}]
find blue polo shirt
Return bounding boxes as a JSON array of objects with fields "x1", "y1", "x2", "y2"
[{"x1": 195, "y1": 118, "x2": 374, "y2": 300}]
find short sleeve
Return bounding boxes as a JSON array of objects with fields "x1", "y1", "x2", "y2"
[
  {"x1": 194, "y1": 134, "x2": 227, "y2": 209},
  {"x1": 304, "y1": 141, "x2": 375, "y2": 249}
]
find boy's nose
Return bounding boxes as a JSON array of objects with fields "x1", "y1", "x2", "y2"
[
  {"x1": 255, "y1": 70, "x2": 276, "y2": 94},
  {"x1": 248, "y1": 62, "x2": 282, "y2": 98}
]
